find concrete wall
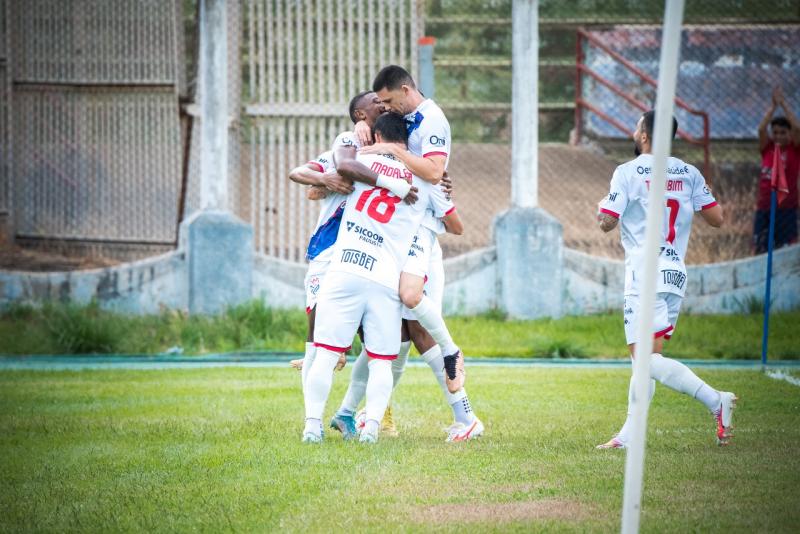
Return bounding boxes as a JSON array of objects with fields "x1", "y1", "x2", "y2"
[{"x1": 1, "y1": 233, "x2": 797, "y2": 317}]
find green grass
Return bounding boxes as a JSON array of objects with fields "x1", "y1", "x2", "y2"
[
  {"x1": 0, "y1": 302, "x2": 797, "y2": 359},
  {"x1": 1, "y1": 366, "x2": 798, "y2": 532}
]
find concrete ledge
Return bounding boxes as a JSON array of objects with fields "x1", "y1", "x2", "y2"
[
  {"x1": 252, "y1": 254, "x2": 306, "y2": 309},
  {"x1": 0, "y1": 250, "x2": 186, "y2": 313},
  {"x1": 442, "y1": 246, "x2": 498, "y2": 315}
]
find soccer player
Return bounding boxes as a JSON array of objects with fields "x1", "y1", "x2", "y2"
[
  {"x1": 333, "y1": 66, "x2": 484, "y2": 442},
  {"x1": 287, "y1": 91, "x2": 386, "y2": 387},
  {"x1": 596, "y1": 110, "x2": 737, "y2": 449},
  {"x1": 302, "y1": 112, "x2": 429, "y2": 444}
]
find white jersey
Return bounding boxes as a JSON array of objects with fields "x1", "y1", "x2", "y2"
[
  {"x1": 599, "y1": 154, "x2": 717, "y2": 297},
  {"x1": 305, "y1": 150, "x2": 346, "y2": 262},
  {"x1": 328, "y1": 153, "x2": 429, "y2": 290},
  {"x1": 405, "y1": 99, "x2": 451, "y2": 234},
  {"x1": 332, "y1": 130, "x2": 361, "y2": 152}
]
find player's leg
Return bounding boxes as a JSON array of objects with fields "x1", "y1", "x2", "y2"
[
  {"x1": 400, "y1": 235, "x2": 463, "y2": 392},
  {"x1": 409, "y1": 321, "x2": 484, "y2": 442},
  {"x1": 303, "y1": 272, "x2": 363, "y2": 443},
  {"x1": 358, "y1": 285, "x2": 403, "y2": 444},
  {"x1": 331, "y1": 326, "x2": 368, "y2": 440}
]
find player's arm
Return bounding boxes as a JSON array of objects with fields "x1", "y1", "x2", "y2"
[
  {"x1": 699, "y1": 203, "x2": 723, "y2": 228},
  {"x1": 442, "y1": 208, "x2": 464, "y2": 235},
  {"x1": 335, "y1": 148, "x2": 419, "y2": 203},
  {"x1": 597, "y1": 169, "x2": 627, "y2": 233},
  {"x1": 360, "y1": 143, "x2": 445, "y2": 185},
  {"x1": 307, "y1": 186, "x2": 328, "y2": 200},
  {"x1": 289, "y1": 163, "x2": 354, "y2": 195},
  {"x1": 775, "y1": 88, "x2": 800, "y2": 146},
  {"x1": 759, "y1": 90, "x2": 778, "y2": 152}
]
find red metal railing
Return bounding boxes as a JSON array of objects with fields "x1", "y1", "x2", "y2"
[{"x1": 574, "y1": 28, "x2": 711, "y2": 178}]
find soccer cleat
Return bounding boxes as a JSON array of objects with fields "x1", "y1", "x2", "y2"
[
  {"x1": 596, "y1": 435, "x2": 627, "y2": 449},
  {"x1": 381, "y1": 406, "x2": 399, "y2": 437},
  {"x1": 359, "y1": 428, "x2": 379, "y2": 444},
  {"x1": 301, "y1": 431, "x2": 322, "y2": 444},
  {"x1": 444, "y1": 350, "x2": 466, "y2": 394},
  {"x1": 289, "y1": 359, "x2": 303, "y2": 370},
  {"x1": 445, "y1": 417, "x2": 484, "y2": 442},
  {"x1": 714, "y1": 391, "x2": 738, "y2": 445},
  {"x1": 330, "y1": 412, "x2": 358, "y2": 441},
  {"x1": 355, "y1": 409, "x2": 367, "y2": 434}
]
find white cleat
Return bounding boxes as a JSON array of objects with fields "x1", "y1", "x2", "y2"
[
  {"x1": 359, "y1": 428, "x2": 379, "y2": 444},
  {"x1": 302, "y1": 431, "x2": 322, "y2": 444},
  {"x1": 714, "y1": 391, "x2": 738, "y2": 445},
  {"x1": 445, "y1": 418, "x2": 484, "y2": 442}
]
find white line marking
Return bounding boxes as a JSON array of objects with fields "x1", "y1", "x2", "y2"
[{"x1": 767, "y1": 370, "x2": 800, "y2": 387}]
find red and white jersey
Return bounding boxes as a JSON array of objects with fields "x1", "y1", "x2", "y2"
[
  {"x1": 331, "y1": 131, "x2": 362, "y2": 152},
  {"x1": 405, "y1": 99, "x2": 452, "y2": 234},
  {"x1": 305, "y1": 150, "x2": 347, "y2": 263},
  {"x1": 599, "y1": 154, "x2": 717, "y2": 297},
  {"x1": 328, "y1": 153, "x2": 429, "y2": 290}
]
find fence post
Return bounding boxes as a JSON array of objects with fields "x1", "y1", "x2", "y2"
[
  {"x1": 494, "y1": 0, "x2": 563, "y2": 320},
  {"x1": 418, "y1": 36, "x2": 436, "y2": 100}
]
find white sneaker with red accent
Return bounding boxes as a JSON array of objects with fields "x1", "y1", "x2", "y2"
[
  {"x1": 714, "y1": 391, "x2": 737, "y2": 445},
  {"x1": 445, "y1": 418, "x2": 484, "y2": 442}
]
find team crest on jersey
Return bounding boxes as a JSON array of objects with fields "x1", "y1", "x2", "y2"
[{"x1": 308, "y1": 276, "x2": 320, "y2": 296}]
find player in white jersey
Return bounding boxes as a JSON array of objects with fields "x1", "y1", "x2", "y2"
[
  {"x1": 333, "y1": 66, "x2": 483, "y2": 442},
  {"x1": 596, "y1": 110, "x2": 737, "y2": 449},
  {"x1": 287, "y1": 91, "x2": 386, "y2": 393},
  {"x1": 302, "y1": 113, "x2": 428, "y2": 444}
]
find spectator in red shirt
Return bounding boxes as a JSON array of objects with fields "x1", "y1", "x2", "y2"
[{"x1": 754, "y1": 87, "x2": 800, "y2": 254}]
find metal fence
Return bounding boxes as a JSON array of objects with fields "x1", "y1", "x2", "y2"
[{"x1": 3, "y1": 0, "x2": 799, "y2": 267}]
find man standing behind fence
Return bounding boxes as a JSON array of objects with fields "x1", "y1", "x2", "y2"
[{"x1": 754, "y1": 87, "x2": 800, "y2": 254}]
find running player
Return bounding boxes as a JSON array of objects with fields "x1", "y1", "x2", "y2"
[
  {"x1": 302, "y1": 112, "x2": 428, "y2": 444},
  {"x1": 596, "y1": 110, "x2": 737, "y2": 449},
  {"x1": 286, "y1": 91, "x2": 386, "y2": 386}
]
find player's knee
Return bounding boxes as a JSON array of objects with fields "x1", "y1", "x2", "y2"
[{"x1": 399, "y1": 285, "x2": 422, "y2": 308}]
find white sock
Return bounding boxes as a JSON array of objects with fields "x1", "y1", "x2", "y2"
[
  {"x1": 650, "y1": 353, "x2": 716, "y2": 407},
  {"x1": 303, "y1": 347, "x2": 340, "y2": 420},
  {"x1": 301, "y1": 342, "x2": 316, "y2": 390},
  {"x1": 421, "y1": 345, "x2": 474, "y2": 425},
  {"x1": 695, "y1": 384, "x2": 722, "y2": 412},
  {"x1": 392, "y1": 341, "x2": 412, "y2": 389},
  {"x1": 365, "y1": 358, "x2": 393, "y2": 424},
  {"x1": 303, "y1": 417, "x2": 322, "y2": 437},
  {"x1": 338, "y1": 349, "x2": 369, "y2": 416},
  {"x1": 411, "y1": 297, "x2": 459, "y2": 356},
  {"x1": 617, "y1": 375, "x2": 655, "y2": 442}
]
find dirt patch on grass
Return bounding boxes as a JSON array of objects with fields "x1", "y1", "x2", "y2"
[{"x1": 415, "y1": 499, "x2": 591, "y2": 524}]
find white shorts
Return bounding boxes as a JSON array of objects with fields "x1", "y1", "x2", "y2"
[
  {"x1": 623, "y1": 292, "x2": 682, "y2": 345},
  {"x1": 402, "y1": 231, "x2": 444, "y2": 320},
  {"x1": 313, "y1": 270, "x2": 402, "y2": 359},
  {"x1": 304, "y1": 259, "x2": 329, "y2": 313}
]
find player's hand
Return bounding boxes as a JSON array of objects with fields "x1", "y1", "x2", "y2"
[
  {"x1": 403, "y1": 186, "x2": 419, "y2": 205},
  {"x1": 773, "y1": 86, "x2": 783, "y2": 106},
  {"x1": 335, "y1": 353, "x2": 347, "y2": 371},
  {"x1": 359, "y1": 143, "x2": 397, "y2": 157},
  {"x1": 440, "y1": 171, "x2": 453, "y2": 200},
  {"x1": 354, "y1": 120, "x2": 373, "y2": 146},
  {"x1": 322, "y1": 171, "x2": 354, "y2": 195}
]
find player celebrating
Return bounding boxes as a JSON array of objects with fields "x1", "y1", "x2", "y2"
[
  {"x1": 287, "y1": 91, "x2": 386, "y2": 387},
  {"x1": 596, "y1": 110, "x2": 737, "y2": 449},
  {"x1": 302, "y1": 113, "x2": 428, "y2": 444}
]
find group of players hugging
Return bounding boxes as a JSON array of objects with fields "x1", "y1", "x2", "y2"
[{"x1": 288, "y1": 65, "x2": 736, "y2": 448}]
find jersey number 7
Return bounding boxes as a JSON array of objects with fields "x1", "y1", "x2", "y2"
[
  {"x1": 355, "y1": 186, "x2": 402, "y2": 223},
  {"x1": 665, "y1": 198, "x2": 679, "y2": 244}
]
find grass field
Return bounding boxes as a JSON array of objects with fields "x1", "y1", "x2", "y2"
[
  {"x1": 1, "y1": 366, "x2": 798, "y2": 532},
  {"x1": 0, "y1": 302, "x2": 797, "y2": 359}
]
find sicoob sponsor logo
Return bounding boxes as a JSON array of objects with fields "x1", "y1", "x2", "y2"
[
  {"x1": 346, "y1": 221, "x2": 384, "y2": 246},
  {"x1": 341, "y1": 249, "x2": 376, "y2": 271}
]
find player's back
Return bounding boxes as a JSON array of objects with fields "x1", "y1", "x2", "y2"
[{"x1": 329, "y1": 153, "x2": 428, "y2": 289}]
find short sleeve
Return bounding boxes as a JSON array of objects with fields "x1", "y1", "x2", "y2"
[
  {"x1": 308, "y1": 150, "x2": 334, "y2": 173},
  {"x1": 331, "y1": 131, "x2": 357, "y2": 152},
  {"x1": 419, "y1": 114, "x2": 450, "y2": 159},
  {"x1": 428, "y1": 182, "x2": 455, "y2": 218},
  {"x1": 598, "y1": 167, "x2": 629, "y2": 218},
  {"x1": 691, "y1": 167, "x2": 717, "y2": 212}
]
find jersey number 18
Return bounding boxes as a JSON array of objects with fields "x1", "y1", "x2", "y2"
[{"x1": 355, "y1": 186, "x2": 402, "y2": 224}]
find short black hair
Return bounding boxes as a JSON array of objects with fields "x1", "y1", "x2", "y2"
[
  {"x1": 348, "y1": 91, "x2": 372, "y2": 124},
  {"x1": 373, "y1": 113, "x2": 408, "y2": 145},
  {"x1": 771, "y1": 116, "x2": 791, "y2": 130},
  {"x1": 372, "y1": 65, "x2": 415, "y2": 92},
  {"x1": 641, "y1": 110, "x2": 678, "y2": 140}
]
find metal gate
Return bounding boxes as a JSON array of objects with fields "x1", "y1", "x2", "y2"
[{"x1": 243, "y1": 0, "x2": 422, "y2": 262}]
